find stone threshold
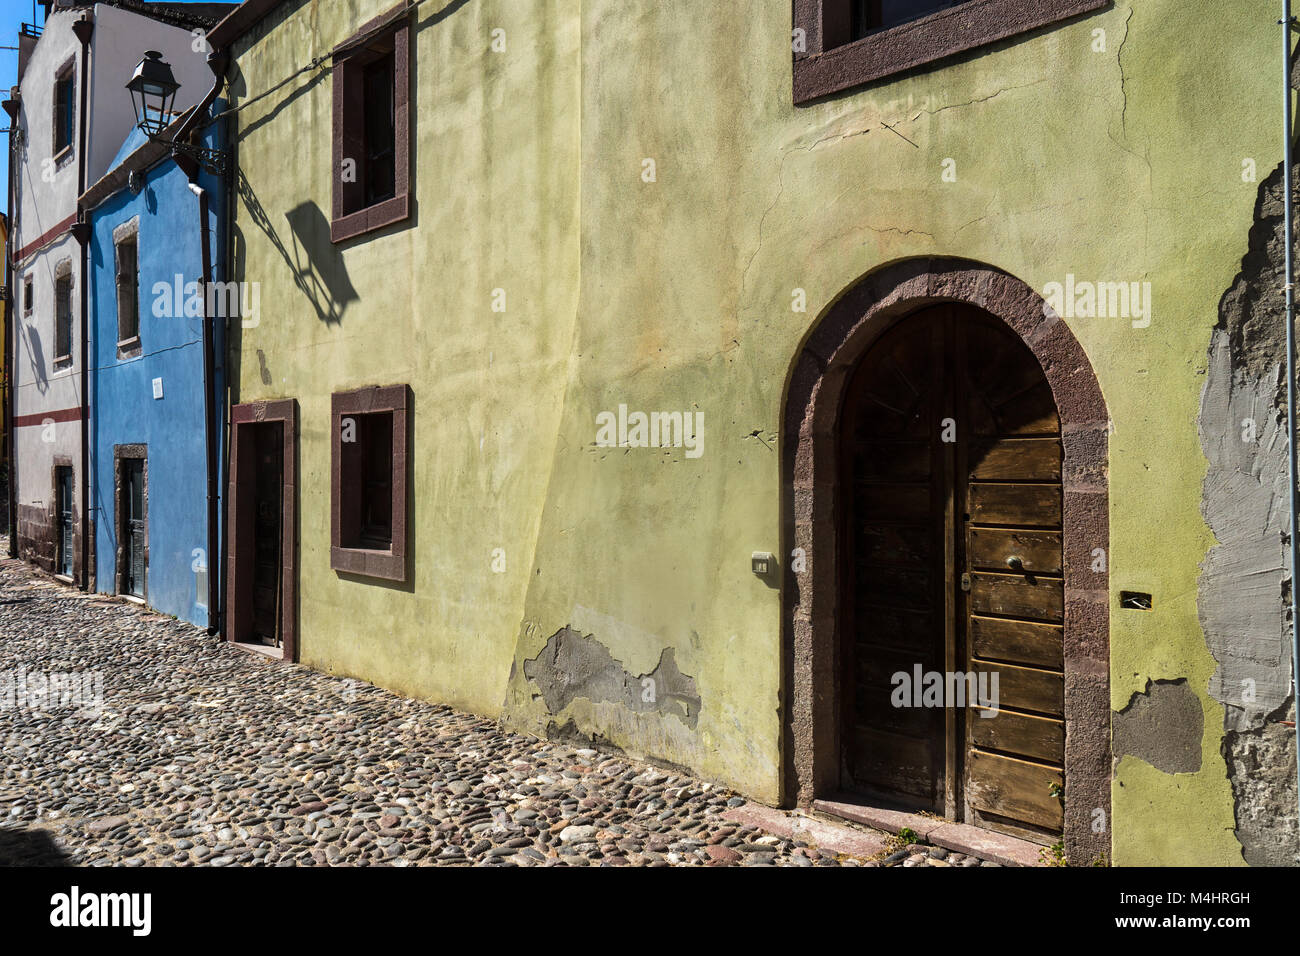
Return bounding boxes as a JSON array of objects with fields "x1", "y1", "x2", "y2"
[
  {"x1": 812, "y1": 795, "x2": 1044, "y2": 867},
  {"x1": 229, "y1": 640, "x2": 286, "y2": 660}
]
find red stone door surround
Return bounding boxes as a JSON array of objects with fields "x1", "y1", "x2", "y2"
[{"x1": 781, "y1": 258, "x2": 1110, "y2": 862}]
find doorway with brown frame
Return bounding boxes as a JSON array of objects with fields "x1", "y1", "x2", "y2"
[{"x1": 227, "y1": 400, "x2": 297, "y2": 661}]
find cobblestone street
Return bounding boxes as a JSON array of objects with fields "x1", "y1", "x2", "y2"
[{"x1": 0, "y1": 547, "x2": 1000, "y2": 868}]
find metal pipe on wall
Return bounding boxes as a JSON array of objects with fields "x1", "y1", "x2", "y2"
[
  {"x1": 72, "y1": 15, "x2": 92, "y2": 592},
  {"x1": 1282, "y1": 0, "x2": 1300, "y2": 843}
]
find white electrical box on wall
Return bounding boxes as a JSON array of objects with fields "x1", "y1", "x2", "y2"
[{"x1": 152, "y1": 377, "x2": 164, "y2": 400}]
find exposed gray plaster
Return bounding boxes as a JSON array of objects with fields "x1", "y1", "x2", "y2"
[
  {"x1": 1113, "y1": 679, "x2": 1202, "y2": 774},
  {"x1": 1199, "y1": 331, "x2": 1290, "y2": 730},
  {"x1": 1199, "y1": 153, "x2": 1298, "y2": 861},
  {"x1": 523, "y1": 626, "x2": 701, "y2": 729}
]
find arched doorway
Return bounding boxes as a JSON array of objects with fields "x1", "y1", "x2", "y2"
[
  {"x1": 841, "y1": 304, "x2": 1065, "y2": 843},
  {"x1": 783, "y1": 259, "x2": 1110, "y2": 861}
]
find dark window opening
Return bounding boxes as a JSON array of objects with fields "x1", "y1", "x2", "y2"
[
  {"x1": 851, "y1": 0, "x2": 966, "y2": 39},
  {"x1": 54, "y1": 272, "x2": 72, "y2": 361},
  {"x1": 115, "y1": 235, "x2": 139, "y2": 345},
  {"x1": 22, "y1": 275, "x2": 33, "y2": 314},
  {"x1": 331, "y1": 7, "x2": 410, "y2": 243},
  {"x1": 53, "y1": 67, "x2": 73, "y2": 155},
  {"x1": 340, "y1": 411, "x2": 394, "y2": 551},
  {"x1": 363, "y1": 53, "x2": 396, "y2": 206}
]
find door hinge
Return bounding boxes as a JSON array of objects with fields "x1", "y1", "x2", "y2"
[{"x1": 960, "y1": 572, "x2": 971, "y2": 592}]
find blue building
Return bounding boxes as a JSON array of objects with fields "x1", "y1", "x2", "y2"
[{"x1": 80, "y1": 105, "x2": 227, "y2": 628}]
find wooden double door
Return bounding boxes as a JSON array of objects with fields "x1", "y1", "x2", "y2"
[{"x1": 840, "y1": 304, "x2": 1065, "y2": 843}]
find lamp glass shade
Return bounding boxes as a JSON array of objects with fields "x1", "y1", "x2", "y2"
[{"x1": 126, "y1": 50, "x2": 179, "y2": 137}]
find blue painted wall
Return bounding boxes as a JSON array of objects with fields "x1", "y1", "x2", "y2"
[{"x1": 89, "y1": 109, "x2": 226, "y2": 627}]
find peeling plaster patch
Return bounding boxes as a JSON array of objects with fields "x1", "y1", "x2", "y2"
[
  {"x1": 1199, "y1": 331, "x2": 1290, "y2": 729},
  {"x1": 1223, "y1": 702, "x2": 1298, "y2": 866},
  {"x1": 1113, "y1": 679, "x2": 1202, "y2": 774},
  {"x1": 523, "y1": 626, "x2": 700, "y2": 729},
  {"x1": 1197, "y1": 154, "x2": 1298, "y2": 861}
]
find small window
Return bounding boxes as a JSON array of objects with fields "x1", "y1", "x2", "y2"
[
  {"x1": 794, "y1": 0, "x2": 1110, "y2": 103},
  {"x1": 343, "y1": 411, "x2": 394, "y2": 549},
  {"x1": 331, "y1": 385, "x2": 410, "y2": 581},
  {"x1": 22, "y1": 275, "x2": 33, "y2": 315},
  {"x1": 362, "y1": 53, "x2": 396, "y2": 206},
  {"x1": 115, "y1": 234, "x2": 139, "y2": 346},
  {"x1": 331, "y1": 4, "x2": 411, "y2": 243},
  {"x1": 54, "y1": 269, "x2": 72, "y2": 362},
  {"x1": 53, "y1": 65, "x2": 74, "y2": 155},
  {"x1": 851, "y1": 0, "x2": 965, "y2": 38}
]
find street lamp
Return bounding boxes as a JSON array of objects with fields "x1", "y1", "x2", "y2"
[
  {"x1": 125, "y1": 50, "x2": 178, "y2": 137},
  {"x1": 124, "y1": 50, "x2": 226, "y2": 176}
]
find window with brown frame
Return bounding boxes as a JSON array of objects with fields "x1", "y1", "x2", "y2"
[
  {"x1": 54, "y1": 267, "x2": 72, "y2": 363},
  {"x1": 331, "y1": 384, "x2": 410, "y2": 582},
  {"x1": 115, "y1": 232, "x2": 140, "y2": 349},
  {"x1": 23, "y1": 274, "x2": 33, "y2": 315},
  {"x1": 331, "y1": 3, "x2": 411, "y2": 243},
  {"x1": 53, "y1": 64, "x2": 74, "y2": 156},
  {"x1": 794, "y1": 0, "x2": 1110, "y2": 104}
]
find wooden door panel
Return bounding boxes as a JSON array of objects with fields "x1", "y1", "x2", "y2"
[
  {"x1": 854, "y1": 563, "x2": 933, "y2": 611},
  {"x1": 855, "y1": 605, "x2": 936, "y2": 655},
  {"x1": 848, "y1": 726, "x2": 941, "y2": 803},
  {"x1": 968, "y1": 438, "x2": 1062, "y2": 481},
  {"x1": 966, "y1": 750, "x2": 1063, "y2": 831},
  {"x1": 969, "y1": 573, "x2": 1064, "y2": 622},
  {"x1": 968, "y1": 483, "x2": 1061, "y2": 526},
  {"x1": 970, "y1": 615, "x2": 1064, "y2": 669},
  {"x1": 854, "y1": 482, "x2": 931, "y2": 522},
  {"x1": 971, "y1": 661, "x2": 1064, "y2": 718},
  {"x1": 855, "y1": 524, "x2": 932, "y2": 567},
  {"x1": 969, "y1": 708, "x2": 1065, "y2": 763},
  {"x1": 842, "y1": 306, "x2": 1065, "y2": 839},
  {"x1": 850, "y1": 441, "x2": 931, "y2": 480},
  {"x1": 968, "y1": 528, "x2": 1062, "y2": 574}
]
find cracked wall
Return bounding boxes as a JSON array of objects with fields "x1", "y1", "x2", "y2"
[{"x1": 1198, "y1": 151, "x2": 1299, "y2": 864}]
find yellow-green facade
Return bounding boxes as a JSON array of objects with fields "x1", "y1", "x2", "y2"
[{"x1": 224, "y1": 0, "x2": 1290, "y2": 865}]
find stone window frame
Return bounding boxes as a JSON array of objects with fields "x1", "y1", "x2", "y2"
[
  {"x1": 792, "y1": 0, "x2": 1110, "y2": 104},
  {"x1": 52, "y1": 257, "x2": 74, "y2": 366},
  {"x1": 782, "y1": 257, "x2": 1111, "y2": 864},
  {"x1": 52, "y1": 56, "x2": 75, "y2": 161},
  {"x1": 113, "y1": 217, "x2": 142, "y2": 359},
  {"x1": 112, "y1": 444, "x2": 148, "y2": 600},
  {"x1": 330, "y1": 2, "x2": 412, "y2": 244},
  {"x1": 330, "y1": 384, "x2": 410, "y2": 582}
]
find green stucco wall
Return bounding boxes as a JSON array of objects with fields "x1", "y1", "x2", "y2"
[{"x1": 228, "y1": 0, "x2": 1277, "y2": 864}]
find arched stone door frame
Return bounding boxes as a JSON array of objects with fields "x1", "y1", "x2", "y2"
[{"x1": 781, "y1": 257, "x2": 1110, "y2": 861}]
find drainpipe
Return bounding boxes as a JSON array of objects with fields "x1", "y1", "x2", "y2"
[
  {"x1": 72, "y1": 15, "x2": 92, "y2": 592},
  {"x1": 173, "y1": 51, "x2": 229, "y2": 635},
  {"x1": 3, "y1": 92, "x2": 18, "y2": 558},
  {"x1": 1282, "y1": 0, "x2": 1300, "y2": 841}
]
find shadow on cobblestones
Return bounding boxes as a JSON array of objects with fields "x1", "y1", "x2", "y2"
[{"x1": 0, "y1": 827, "x2": 72, "y2": 866}]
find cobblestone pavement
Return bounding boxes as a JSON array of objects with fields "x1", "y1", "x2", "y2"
[{"x1": 0, "y1": 549, "x2": 995, "y2": 867}]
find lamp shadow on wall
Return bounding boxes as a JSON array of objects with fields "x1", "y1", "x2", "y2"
[{"x1": 234, "y1": 169, "x2": 358, "y2": 327}]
